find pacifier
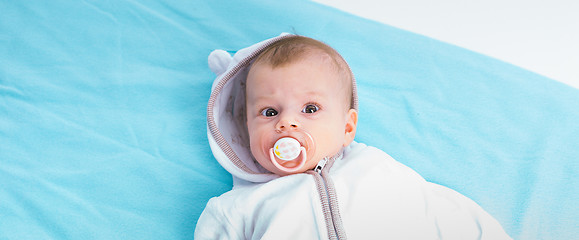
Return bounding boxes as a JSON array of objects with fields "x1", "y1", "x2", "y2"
[{"x1": 269, "y1": 137, "x2": 307, "y2": 172}]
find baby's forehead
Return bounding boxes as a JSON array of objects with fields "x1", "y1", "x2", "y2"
[
  {"x1": 248, "y1": 56, "x2": 347, "y2": 91},
  {"x1": 247, "y1": 39, "x2": 354, "y2": 109},
  {"x1": 247, "y1": 58, "x2": 352, "y2": 109},
  {"x1": 251, "y1": 50, "x2": 345, "y2": 79}
]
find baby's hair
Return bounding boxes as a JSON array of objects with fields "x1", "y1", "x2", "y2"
[{"x1": 251, "y1": 35, "x2": 355, "y2": 111}]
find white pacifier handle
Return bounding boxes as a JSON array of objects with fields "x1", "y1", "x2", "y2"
[{"x1": 269, "y1": 137, "x2": 307, "y2": 173}]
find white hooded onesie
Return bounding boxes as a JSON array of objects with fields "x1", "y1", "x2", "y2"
[{"x1": 195, "y1": 33, "x2": 512, "y2": 240}]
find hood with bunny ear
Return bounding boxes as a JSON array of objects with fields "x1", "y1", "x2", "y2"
[{"x1": 207, "y1": 33, "x2": 358, "y2": 183}]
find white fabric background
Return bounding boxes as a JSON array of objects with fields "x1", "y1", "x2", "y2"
[{"x1": 313, "y1": 0, "x2": 579, "y2": 89}]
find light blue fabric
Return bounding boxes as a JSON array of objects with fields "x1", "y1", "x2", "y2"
[{"x1": 1, "y1": 0, "x2": 577, "y2": 239}]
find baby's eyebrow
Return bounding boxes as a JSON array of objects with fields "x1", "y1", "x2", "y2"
[
  {"x1": 248, "y1": 95, "x2": 273, "y2": 105},
  {"x1": 303, "y1": 91, "x2": 328, "y2": 101},
  {"x1": 247, "y1": 97, "x2": 276, "y2": 112}
]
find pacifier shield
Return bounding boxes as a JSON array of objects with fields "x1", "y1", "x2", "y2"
[{"x1": 273, "y1": 137, "x2": 301, "y2": 161}]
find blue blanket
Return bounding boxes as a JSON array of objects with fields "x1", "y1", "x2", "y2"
[{"x1": 1, "y1": 1, "x2": 577, "y2": 239}]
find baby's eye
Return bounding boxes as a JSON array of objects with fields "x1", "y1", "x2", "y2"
[
  {"x1": 260, "y1": 108, "x2": 278, "y2": 117},
  {"x1": 302, "y1": 104, "x2": 319, "y2": 114}
]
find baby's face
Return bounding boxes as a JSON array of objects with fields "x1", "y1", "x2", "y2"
[{"x1": 246, "y1": 56, "x2": 357, "y2": 176}]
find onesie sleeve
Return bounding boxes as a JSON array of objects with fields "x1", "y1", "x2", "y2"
[
  {"x1": 194, "y1": 197, "x2": 244, "y2": 240},
  {"x1": 425, "y1": 183, "x2": 512, "y2": 240}
]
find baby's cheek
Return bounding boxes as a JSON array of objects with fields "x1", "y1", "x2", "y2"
[{"x1": 319, "y1": 129, "x2": 344, "y2": 150}]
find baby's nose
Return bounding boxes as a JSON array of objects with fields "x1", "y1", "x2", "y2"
[{"x1": 275, "y1": 118, "x2": 299, "y2": 131}]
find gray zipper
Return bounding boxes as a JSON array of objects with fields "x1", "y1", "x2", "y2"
[
  {"x1": 314, "y1": 157, "x2": 329, "y2": 173},
  {"x1": 308, "y1": 155, "x2": 347, "y2": 240}
]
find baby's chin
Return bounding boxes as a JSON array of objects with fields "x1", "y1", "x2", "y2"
[
  {"x1": 256, "y1": 154, "x2": 318, "y2": 176},
  {"x1": 268, "y1": 161, "x2": 314, "y2": 176}
]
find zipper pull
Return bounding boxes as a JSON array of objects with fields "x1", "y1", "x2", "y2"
[{"x1": 314, "y1": 157, "x2": 329, "y2": 173}]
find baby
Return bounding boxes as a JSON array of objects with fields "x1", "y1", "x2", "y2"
[
  {"x1": 196, "y1": 34, "x2": 511, "y2": 239},
  {"x1": 245, "y1": 36, "x2": 357, "y2": 177}
]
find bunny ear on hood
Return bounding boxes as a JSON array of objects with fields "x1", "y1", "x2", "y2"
[{"x1": 206, "y1": 33, "x2": 358, "y2": 184}]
